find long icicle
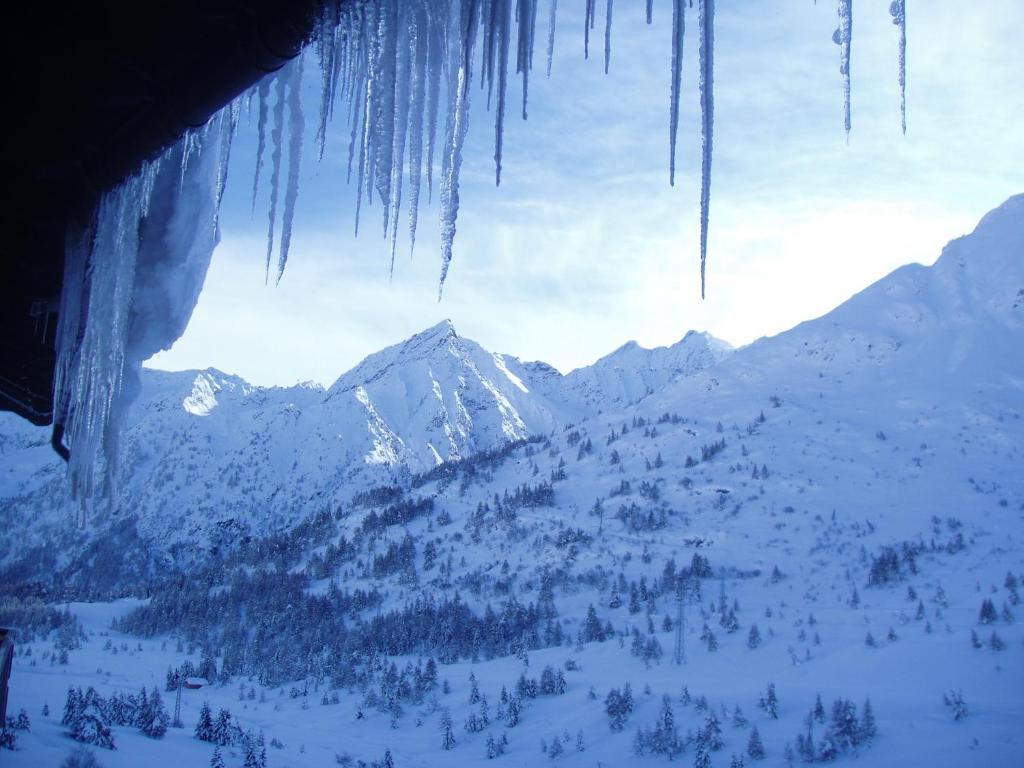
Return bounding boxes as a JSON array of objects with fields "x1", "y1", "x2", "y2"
[
  {"x1": 890, "y1": 0, "x2": 906, "y2": 134},
  {"x1": 545, "y1": 0, "x2": 557, "y2": 77},
  {"x1": 495, "y1": 0, "x2": 512, "y2": 184},
  {"x1": 438, "y1": 0, "x2": 481, "y2": 297},
  {"x1": 517, "y1": 0, "x2": 538, "y2": 120},
  {"x1": 407, "y1": 2, "x2": 427, "y2": 255},
  {"x1": 604, "y1": 0, "x2": 613, "y2": 74},
  {"x1": 424, "y1": 2, "x2": 445, "y2": 204},
  {"x1": 669, "y1": 0, "x2": 685, "y2": 186},
  {"x1": 387, "y1": 3, "x2": 412, "y2": 274},
  {"x1": 584, "y1": 0, "x2": 595, "y2": 59},
  {"x1": 265, "y1": 70, "x2": 287, "y2": 281},
  {"x1": 251, "y1": 79, "x2": 271, "y2": 213},
  {"x1": 698, "y1": 0, "x2": 714, "y2": 299},
  {"x1": 835, "y1": 0, "x2": 853, "y2": 139},
  {"x1": 277, "y1": 57, "x2": 305, "y2": 283}
]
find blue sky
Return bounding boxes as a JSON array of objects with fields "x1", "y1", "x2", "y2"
[{"x1": 149, "y1": 0, "x2": 1024, "y2": 386}]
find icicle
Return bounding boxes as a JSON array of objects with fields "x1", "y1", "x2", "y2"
[
  {"x1": 347, "y1": 74, "x2": 365, "y2": 183},
  {"x1": 438, "y1": 0, "x2": 481, "y2": 298},
  {"x1": 494, "y1": 0, "x2": 512, "y2": 185},
  {"x1": 407, "y1": 4, "x2": 428, "y2": 255},
  {"x1": 314, "y1": 21, "x2": 335, "y2": 161},
  {"x1": 58, "y1": 179, "x2": 146, "y2": 500},
  {"x1": 424, "y1": 3, "x2": 445, "y2": 205},
  {"x1": 373, "y1": 1, "x2": 399, "y2": 235},
  {"x1": 834, "y1": 0, "x2": 853, "y2": 138},
  {"x1": 890, "y1": 0, "x2": 906, "y2": 134},
  {"x1": 482, "y1": 0, "x2": 498, "y2": 107},
  {"x1": 277, "y1": 57, "x2": 305, "y2": 283},
  {"x1": 386, "y1": 5, "x2": 412, "y2": 274},
  {"x1": 215, "y1": 98, "x2": 242, "y2": 208},
  {"x1": 354, "y1": 1, "x2": 384, "y2": 237},
  {"x1": 56, "y1": 114, "x2": 230, "y2": 503},
  {"x1": 265, "y1": 70, "x2": 287, "y2": 281},
  {"x1": 251, "y1": 79, "x2": 270, "y2": 212},
  {"x1": 646, "y1": 0, "x2": 654, "y2": 24},
  {"x1": 584, "y1": 0, "x2": 595, "y2": 59},
  {"x1": 603, "y1": 0, "x2": 613, "y2": 74},
  {"x1": 516, "y1": 0, "x2": 538, "y2": 120},
  {"x1": 545, "y1": 0, "x2": 557, "y2": 77},
  {"x1": 669, "y1": 0, "x2": 685, "y2": 186},
  {"x1": 698, "y1": 0, "x2": 714, "y2": 299}
]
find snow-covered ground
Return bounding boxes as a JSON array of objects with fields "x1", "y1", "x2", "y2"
[{"x1": 1, "y1": 195, "x2": 1022, "y2": 767}]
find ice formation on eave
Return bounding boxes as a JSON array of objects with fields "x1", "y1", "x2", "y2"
[
  {"x1": 55, "y1": 108, "x2": 237, "y2": 500},
  {"x1": 56, "y1": 0, "x2": 910, "y2": 502}
]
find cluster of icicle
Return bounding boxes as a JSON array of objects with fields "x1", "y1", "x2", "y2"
[
  {"x1": 55, "y1": 107, "x2": 239, "y2": 502},
  {"x1": 57, "y1": 0, "x2": 910, "y2": 503},
  {"x1": 283, "y1": 0, "x2": 720, "y2": 297}
]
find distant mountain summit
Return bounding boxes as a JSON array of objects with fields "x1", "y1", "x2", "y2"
[
  {"x1": 564, "y1": 330, "x2": 733, "y2": 409},
  {"x1": 323, "y1": 318, "x2": 565, "y2": 468}
]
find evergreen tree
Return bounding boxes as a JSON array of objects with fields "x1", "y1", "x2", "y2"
[
  {"x1": 441, "y1": 710, "x2": 456, "y2": 750},
  {"x1": 747, "y1": 726, "x2": 765, "y2": 759},
  {"x1": 707, "y1": 631, "x2": 719, "y2": 652},
  {"x1": 978, "y1": 598, "x2": 998, "y2": 624},
  {"x1": 747, "y1": 624, "x2": 762, "y2": 649},
  {"x1": 817, "y1": 735, "x2": 838, "y2": 761},
  {"x1": 195, "y1": 702, "x2": 214, "y2": 742},
  {"x1": 212, "y1": 709, "x2": 235, "y2": 746},
  {"x1": 62, "y1": 687, "x2": 82, "y2": 727},
  {"x1": 827, "y1": 698, "x2": 859, "y2": 751},
  {"x1": 210, "y1": 746, "x2": 226, "y2": 768},
  {"x1": 70, "y1": 712, "x2": 115, "y2": 751},
  {"x1": 505, "y1": 697, "x2": 521, "y2": 727},
  {"x1": 140, "y1": 688, "x2": 169, "y2": 739},
  {"x1": 783, "y1": 742, "x2": 795, "y2": 766},
  {"x1": 703, "y1": 713, "x2": 723, "y2": 751},
  {"x1": 763, "y1": 684, "x2": 779, "y2": 719},
  {"x1": 859, "y1": 699, "x2": 877, "y2": 743},
  {"x1": 469, "y1": 673, "x2": 481, "y2": 704},
  {"x1": 243, "y1": 734, "x2": 260, "y2": 768},
  {"x1": 548, "y1": 736, "x2": 564, "y2": 758},
  {"x1": 813, "y1": 694, "x2": 826, "y2": 724},
  {"x1": 583, "y1": 605, "x2": 605, "y2": 642}
]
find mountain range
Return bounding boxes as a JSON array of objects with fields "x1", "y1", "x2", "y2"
[{"x1": 3, "y1": 195, "x2": 1023, "y2": 569}]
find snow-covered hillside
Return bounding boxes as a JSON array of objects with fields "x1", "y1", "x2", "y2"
[
  {"x1": 1, "y1": 195, "x2": 1022, "y2": 768},
  {"x1": 0, "y1": 315, "x2": 728, "y2": 566}
]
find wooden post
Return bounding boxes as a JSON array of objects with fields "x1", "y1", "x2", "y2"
[{"x1": 0, "y1": 629, "x2": 13, "y2": 727}]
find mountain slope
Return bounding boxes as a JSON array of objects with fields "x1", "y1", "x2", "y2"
[{"x1": 1, "y1": 196, "x2": 1022, "y2": 768}]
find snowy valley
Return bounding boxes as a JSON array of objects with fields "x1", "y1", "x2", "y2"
[{"x1": 0, "y1": 195, "x2": 1022, "y2": 768}]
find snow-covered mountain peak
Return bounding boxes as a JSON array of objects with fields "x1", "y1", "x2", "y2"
[
  {"x1": 928, "y1": 193, "x2": 1024, "y2": 324},
  {"x1": 327, "y1": 319, "x2": 465, "y2": 396},
  {"x1": 179, "y1": 369, "x2": 255, "y2": 416},
  {"x1": 563, "y1": 328, "x2": 733, "y2": 409}
]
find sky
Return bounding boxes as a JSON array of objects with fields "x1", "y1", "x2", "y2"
[{"x1": 148, "y1": 0, "x2": 1024, "y2": 387}]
